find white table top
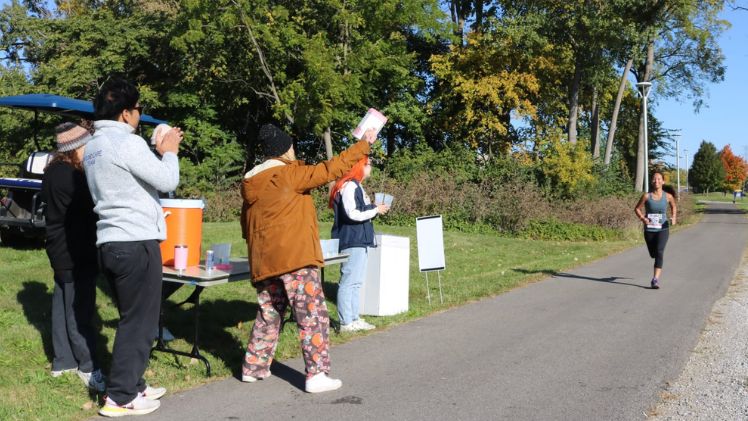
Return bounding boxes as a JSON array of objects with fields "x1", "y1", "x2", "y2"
[{"x1": 162, "y1": 254, "x2": 349, "y2": 286}]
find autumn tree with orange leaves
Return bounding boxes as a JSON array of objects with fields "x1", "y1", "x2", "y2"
[{"x1": 719, "y1": 145, "x2": 748, "y2": 192}]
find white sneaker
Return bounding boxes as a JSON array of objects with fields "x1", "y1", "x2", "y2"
[
  {"x1": 78, "y1": 369, "x2": 106, "y2": 392},
  {"x1": 305, "y1": 373, "x2": 342, "y2": 393},
  {"x1": 352, "y1": 319, "x2": 375, "y2": 330},
  {"x1": 51, "y1": 367, "x2": 77, "y2": 377},
  {"x1": 141, "y1": 385, "x2": 166, "y2": 400},
  {"x1": 339, "y1": 323, "x2": 357, "y2": 332},
  {"x1": 241, "y1": 370, "x2": 271, "y2": 383},
  {"x1": 99, "y1": 394, "x2": 160, "y2": 417}
]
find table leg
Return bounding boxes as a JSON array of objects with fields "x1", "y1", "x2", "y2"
[{"x1": 150, "y1": 285, "x2": 212, "y2": 376}]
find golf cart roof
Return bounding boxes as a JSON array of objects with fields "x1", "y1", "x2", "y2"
[{"x1": 0, "y1": 94, "x2": 167, "y2": 126}]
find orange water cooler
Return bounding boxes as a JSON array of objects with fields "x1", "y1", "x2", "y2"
[{"x1": 160, "y1": 199, "x2": 205, "y2": 267}]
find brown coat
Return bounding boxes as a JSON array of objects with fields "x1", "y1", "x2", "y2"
[{"x1": 241, "y1": 140, "x2": 371, "y2": 282}]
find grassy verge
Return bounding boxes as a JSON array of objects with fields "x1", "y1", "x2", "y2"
[
  {"x1": 1, "y1": 219, "x2": 685, "y2": 420},
  {"x1": 693, "y1": 192, "x2": 748, "y2": 211}
]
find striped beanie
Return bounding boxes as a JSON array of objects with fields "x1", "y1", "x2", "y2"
[{"x1": 55, "y1": 122, "x2": 92, "y2": 152}]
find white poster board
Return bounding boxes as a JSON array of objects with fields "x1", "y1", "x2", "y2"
[{"x1": 416, "y1": 215, "x2": 445, "y2": 272}]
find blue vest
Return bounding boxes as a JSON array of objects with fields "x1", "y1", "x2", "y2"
[{"x1": 331, "y1": 181, "x2": 376, "y2": 250}]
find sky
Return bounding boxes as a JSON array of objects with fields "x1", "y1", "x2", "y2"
[
  {"x1": 655, "y1": 6, "x2": 748, "y2": 167},
  {"x1": 0, "y1": 1, "x2": 745, "y2": 168}
]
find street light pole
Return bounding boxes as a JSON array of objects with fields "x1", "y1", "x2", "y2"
[
  {"x1": 684, "y1": 148, "x2": 689, "y2": 193},
  {"x1": 636, "y1": 81, "x2": 653, "y2": 192},
  {"x1": 675, "y1": 136, "x2": 680, "y2": 198}
]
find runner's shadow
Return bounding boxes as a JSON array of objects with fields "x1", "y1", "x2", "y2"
[{"x1": 512, "y1": 269, "x2": 650, "y2": 289}]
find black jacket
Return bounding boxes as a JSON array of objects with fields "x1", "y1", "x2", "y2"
[{"x1": 41, "y1": 161, "x2": 98, "y2": 272}]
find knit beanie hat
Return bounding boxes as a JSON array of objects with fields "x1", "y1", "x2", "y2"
[
  {"x1": 259, "y1": 124, "x2": 293, "y2": 158},
  {"x1": 55, "y1": 122, "x2": 92, "y2": 153}
]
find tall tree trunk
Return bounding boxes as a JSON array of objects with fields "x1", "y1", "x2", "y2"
[
  {"x1": 323, "y1": 126, "x2": 333, "y2": 160},
  {"x1": 591, "y1": 87, "x2": 601, "y2": 159},
  {"x1": 604, "y1": 57, "x2": 633, "y2": 165},
  {"x1": 474, "y1": 0, "x2": 484, "y2": 31},
  {"x1": 567, "y1": 54, "x2": 583, "y2": 144},
  {"x1": 386, "y1": 128, "x2": 396, "y2": 158},
  {"x1": 635, "y1": 41, "x2": 655, "y2": 192}
]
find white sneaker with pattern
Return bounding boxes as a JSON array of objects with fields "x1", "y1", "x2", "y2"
[{"x1": 99, "y1": 394, "x2": 160, "y2": 417}]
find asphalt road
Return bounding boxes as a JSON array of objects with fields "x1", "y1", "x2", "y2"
[{"x1": 142, "y1": 202, "x2": 748, "y2": 421}]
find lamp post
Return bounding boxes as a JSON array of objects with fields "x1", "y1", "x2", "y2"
[
  {"x1": 636, "y1": 81, "x2": 653, "y2": 192},
  {"x1": 683, "y1": 148, "x2": 689, "y2": 193},
  {"x1": 673, "y1": 134, "x2": 680, "y2": 198}
]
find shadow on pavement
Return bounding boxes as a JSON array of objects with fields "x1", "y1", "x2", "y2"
[{"x1": 512, "y1": 268, "x2": 651, "y2": 289}]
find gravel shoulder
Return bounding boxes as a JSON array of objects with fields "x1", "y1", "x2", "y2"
[{"x1": 650, "y1": 248, "x2": 748, "y2": 420}]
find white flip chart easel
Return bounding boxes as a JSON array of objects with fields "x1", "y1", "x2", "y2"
[{"x1": 416, "y1": 215, "x2": 446, "y2": 304}]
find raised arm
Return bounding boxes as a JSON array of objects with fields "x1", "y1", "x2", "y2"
[{"x1": 291, "y1": 129, "x2": 378, "y2": 193}]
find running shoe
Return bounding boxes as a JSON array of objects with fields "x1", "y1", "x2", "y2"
[
  {"x1": 99, "y1": 394, "x2": 160, "y2": 417},
  {"x1": 651, "y1": 278, "x2": 660, "y2": 289}
]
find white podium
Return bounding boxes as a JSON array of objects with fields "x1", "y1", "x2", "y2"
[{"x1": 359, "y1": 234, "x2": 410, "y2": 316}]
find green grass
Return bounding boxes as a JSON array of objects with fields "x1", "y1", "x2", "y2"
[
  {"x1": 0, "y1": 222, "x2": 642, "y2": 420},
  {"x1": 693, "y1": 192, "x2": 748, "y2": 210}
]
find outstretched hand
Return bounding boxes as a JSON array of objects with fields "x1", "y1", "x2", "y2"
[{"x1": 362, "y1": 128, "x2": 378, "y2": 145}]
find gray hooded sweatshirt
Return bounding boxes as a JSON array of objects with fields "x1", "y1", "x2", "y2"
[{"x1": 83, "y1": 120, "x2": 179, "y2": 245}]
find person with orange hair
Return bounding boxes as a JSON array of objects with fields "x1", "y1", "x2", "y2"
[{"x1": 330, "y1": 157, "x2": 389, "y2": 332}]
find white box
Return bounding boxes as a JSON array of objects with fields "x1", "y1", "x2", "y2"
[{"x1": 359, "y1": 234, "x2": 410, "y2": 316}]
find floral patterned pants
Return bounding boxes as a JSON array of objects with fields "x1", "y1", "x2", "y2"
[{"x1": 243, "y1": 267, "x2": 331, "y2": 379}]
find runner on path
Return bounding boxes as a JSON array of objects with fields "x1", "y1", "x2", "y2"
[{"x1": 634, "y1": 171, "x2": 678, "y2": 289}]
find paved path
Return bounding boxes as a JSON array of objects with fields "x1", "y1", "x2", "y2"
[{"x1": 144, "y1": 203, "x2": 748, "y2": 421}]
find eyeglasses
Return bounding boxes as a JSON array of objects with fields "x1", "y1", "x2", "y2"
[{"x1": 132, "y1": 105, "x2": 144, "y2": 114}]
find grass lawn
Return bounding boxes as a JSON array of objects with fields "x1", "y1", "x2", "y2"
[
  {"x1": 693, "y1": 192, "x2": 748, "y2": 210},
  {"x1": 1, "y1": 222, "x2": 645, "y2": 420}
]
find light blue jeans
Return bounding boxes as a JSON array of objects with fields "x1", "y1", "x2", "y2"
[{"x1": 337, "y1": 247, "x2": 368, "y2": 326}]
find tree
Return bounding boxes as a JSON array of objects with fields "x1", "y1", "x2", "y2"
[
  {"x1": 719, "y1": 145, "x2": 748, "y2": 192},
  {"x1": 690, "y1": 141, "x2": 725, "y2": 194}
]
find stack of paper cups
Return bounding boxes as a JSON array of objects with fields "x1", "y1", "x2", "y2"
[{"x1": 352, "y1": 108, "x2": 388, "y2": 139}]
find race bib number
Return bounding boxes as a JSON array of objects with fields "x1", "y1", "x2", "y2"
[{"x1": 647, "y1": 213, "x2": 663, "y2": 229}]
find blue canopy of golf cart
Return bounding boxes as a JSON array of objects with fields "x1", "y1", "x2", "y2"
[{"x1": 0, "y1": 94, "x2": 167, "y2": 126}]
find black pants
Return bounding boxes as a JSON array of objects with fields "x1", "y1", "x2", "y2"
[
  {"x1": 51, "y1": 266, "x2": 98, "y2": 373},
  {"x1": 644, "y1": 229, "x2": 669, "y2": 269},
  {"x1": 100, "y1": 240, "x2": 163, "y2": 405}
]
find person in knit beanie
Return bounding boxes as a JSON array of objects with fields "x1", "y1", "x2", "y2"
[
  {"x1": 258, "y1": 123, "x2": 294, "y2": 158},
  {"x1": 41, "y1": 122, "x2": 104, "y2": 392},
  {"x1": 240, "y1": 124, "x2": 380, "y2": 394},
  {"x1": 54, "y1": 122, "x2": 92, "y2": 156}
]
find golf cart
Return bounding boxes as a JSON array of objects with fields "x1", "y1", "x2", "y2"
[{"x1": 0, "y1": 94, "x2": 166, "y2": 247}]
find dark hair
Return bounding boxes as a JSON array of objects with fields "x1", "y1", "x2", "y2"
[
  {"x1": 663, "y1": 184, "x2": 677, "y2": 200},
  {"x1": 93, "y1": 78, "x2": 139, "y2": 120},
  {"x1": 47, "y1": 150, "x2": 83, "y2": 172}
]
